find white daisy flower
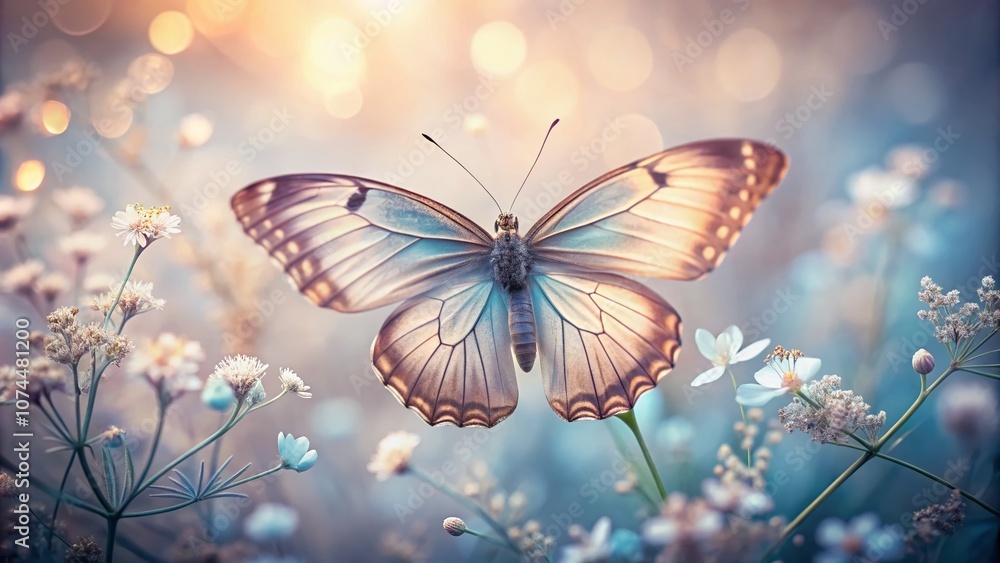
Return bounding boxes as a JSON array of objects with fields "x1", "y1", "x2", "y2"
[
  {"x1": 278, "y1": 368, "x2": 312, "y2": 398},
  {"x1": 111, "y1": 204, "x2": 181, "y2": 247},
  {"x1": 736, "y1": 346, "x2": 821, "y2": 407},
  {"x1": 690, "y1": 325, "x2": 770, "y2": 387}
]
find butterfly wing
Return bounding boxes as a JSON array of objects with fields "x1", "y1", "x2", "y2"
[
  {"x1": 524, "y1": 139, "x2": 787, "y2": 280},
  {"x1": 231, "y1": 174, "x2": 494, "y2": 312},
  {"x1": 530, "y1": 268, "x2": 681, "y2": 421},
  {"x1": 371, "y1": 279, "x2": 517, "y2": 427}
]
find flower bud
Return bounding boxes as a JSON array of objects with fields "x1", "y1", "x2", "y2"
[
  {"x1": 443, "y1": 517, "x2": 467, "y2": 536},
  {"x1": 201, "y1": 378, "x2": 235, "y2": 411},
  {"x1": 912, "y1": 349, "x2": 935, "y2": 375},
  {"x1": 103, "y1": 426, "x2": 127, "y2": 448}
]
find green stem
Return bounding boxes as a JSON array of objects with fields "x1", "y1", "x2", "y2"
[
  {"x1": 615, "y1": 410, "x2": 667, "y2": 501},
  {"x1": 0, "y1": 455, "x2": 106, "y2": 516},
  {"x1": 43, "y1": 392, "x2": 73, "y2": 440},
  {"x1": 45, "y1": 450, "x2": 78, "y2": 550},
  {"x1": 959, "y1": 368, "x2": 1000, "y2": 380},
  {"x1": 131, "y1": 400, "x2": 166, "y2": 500},
  {"x1": 128, "y1": 405, "x2": 241, "y2": 501},
  {"x1": 103, "y1": 245, "x2": 142, "y2": 329},
  {"x1": 873, "y1": 452, "x2": 1000, "y2": 517},
  {"x1": 729, "y1": 368, "x2": 751, "y2": 467},
  {"x1": 765, "y1": 452, "x2": 873, "y2": 559},
  {"x1": 876, "y1": 370, "x2": 936, "y2": 450},
  {"x1": 462, "y1": 526, "x2": 521, "y2": 553},
  {"x1": 105, "y1": 516, "x2": 119, "y2": 563},
  {"x1": 409, "y1": 467, "x2": 522, "y2": 555},
  {"x1": 121, "y1": 465, "x2": 284, "y2": 518}
]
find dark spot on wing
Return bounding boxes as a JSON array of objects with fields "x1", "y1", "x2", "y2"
[
  {"x1": 648, "y1": 169, "x2": 669, "y2": 187},
  {"x1": 346, "y1": 187, "x2": 369, "y2": 211}
]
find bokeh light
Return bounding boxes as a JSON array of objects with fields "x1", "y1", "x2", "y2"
[
  {"x1": 714, "y1": 28, "x2": 782, "y2": 102},
  {"x1": 302, "y1": 18, "x2": 366, "y2": 95},
  {"x1": 51, "y1": 0, "x2": 113, "y2": 36},
  {"x1": 515, "y1": 61, "x2": 579, "y2": 121},
  {"x1": 470, "y1": 21, "x2": 527, "y2": 77},
  {"x1": 178, "y1": 113, "x2": 213, "y2": 148},
  {"x1": 14, "y1": 160, "x2": 45, "y2": 192},
  {"x1": 325, "y1": 88, "x2": 364, "y2": 119},
  {"x1": 149, "y1": 11, "x2": 195, "y2": 55},
  {"x1": 40, "y1": 100, "x2": 71, "y2": 135},
  {"x1": 586, "y1": 25, "x2": 653, "y2": 91},
  {"x1": 186, "y1": 0, "x2": 249, "y2": 37},
  {"x1": 127, "y1": 53, "x2": 175, "y2": 93}
]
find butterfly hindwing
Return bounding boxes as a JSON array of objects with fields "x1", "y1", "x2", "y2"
[
  {"x1": 231, "y1": 174, "x2": 494, "y2": 312},
  {"x1": 371, "y1": 279, "x2": 518, "y2": 427},
  {"x1": 530, "y1": 267, "x2": 682, "y2": 421},
  {"x1": 525, "y1": 139, "x2": 787, "y2": 280}
]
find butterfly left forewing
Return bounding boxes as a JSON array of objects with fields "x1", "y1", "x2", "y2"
[
  {"x1": 530, "y1": 267, "x2": 681, "y2": 421},
  {"x1": 524, "y1": 139, "x2": 787, "y2": 280},
  {"x1": 231, "y1": 174, "x2": 494, "y2": 313},
  {"x1": 372, "y1": 279, "x2": 518, "y2": 427}
]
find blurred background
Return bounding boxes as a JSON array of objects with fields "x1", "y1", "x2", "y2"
[{"x1": 1, "y1": 0, "x2": 998, "y2": 561}]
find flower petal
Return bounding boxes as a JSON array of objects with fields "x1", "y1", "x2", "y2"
[
  {"x1": 295, "y1": 450, "x2": 318, "y2": 471},
  {"x1": 591, "y1": 517, "x2": 612, "y2": 545},
  {"x1": 816, "y1": 517, "x2": 847, "y2": 548},
  {"x1": 734, "y1": 338, "x2": 771, "y2": 363},
  {"x1": 695, "y1": 329, "x2": 717, "y2": 360},
  {"x1": 736, "y1": 384, "x2": 788, "y2": 406},
  {"x1": 754, "y1": 365, "x2": 783, "y2": 388},
  {"x1": 795, "y1": 357, "x2": 822, "y2": 381},
  {"x1": 690, "y1": 365, "x2": 725, "y2": 387},
  {"x1": 722, "y1": 325, "x2": 743, "y2": 356}
]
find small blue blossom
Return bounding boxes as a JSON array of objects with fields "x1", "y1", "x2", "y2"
[
  {"x1": 278, "y1": 432, "x2": 318, "y2": 472},
  {"x1": 244, "y1": 503, "x2": 299, "y2": 542},
  {"x1": 815, "y1": 513, "x2": 903, "y2": 563},
  {"x1": 608, "y1": 528, "x2": 643, "y2": 563},
  {"x1": 201, "y1": 378, "x2": 235, "y2": 411}
]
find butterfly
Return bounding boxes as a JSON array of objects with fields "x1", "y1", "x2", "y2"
[{"x1": 231, "y1": 129, "x2": 787, "y2": 428}]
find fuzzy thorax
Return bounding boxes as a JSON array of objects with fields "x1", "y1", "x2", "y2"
[{"x1": 491, "y1": 232, "x2": 532, "y2": 291}]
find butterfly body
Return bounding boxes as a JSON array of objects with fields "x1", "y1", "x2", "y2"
[{"x1": 232, "y1": 139, "x2": 788, "y2": 428}]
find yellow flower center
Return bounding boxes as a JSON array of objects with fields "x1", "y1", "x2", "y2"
[{"x1": 781, "y1": 370, "x2": 800, "y2": 390}]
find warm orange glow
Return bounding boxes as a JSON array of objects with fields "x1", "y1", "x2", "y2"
[
  {"x1": 587, "y1": 26, "x2": 653, "y2": 91},
  {"x1": 149, "y1": 11, "x2": 195, "y2": 55},
  {"x1": 15, "y1": 160, "x2": 45, "y2": 192},
  {"x1": 178, "y1": 113, "x2": 214, "y2": 148},
  {"x1": 515, "y1": 61, "x2": 579, "y2": 121},
  {"x1": 715, "y1": 29, "x2": 782, "y2": 102},
  {"x1": 325, "y1": 88, "x2": 363, "y2": 119},
  {"x1": 186, "y1": 0, "x2": 248, "y2": 37},
  {"x1": 302, "y1": 18, "x2": 365, "y2": 95},
  {"x1": 41, "y1": 100, "x2": 71, "y2": 135}
]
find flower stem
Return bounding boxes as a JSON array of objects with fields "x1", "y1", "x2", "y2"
[
  {"x1": 409, "y1": 467, "x2": 522, "y2": 555},
  {"x1": 45, "y1": 450, "x2": 78, "y2": 550},
  {"x1": 765, "y1": 452, "x2": 872, "y2": 559},
  {"x1": 728, "y1": 368, "x2": 751, "y2": 467},
  {"x1": 615, "y1": 410, "x2": 667, "y2": 501},
  {"x1": 105, "y1": 515, "x2": 120, "y2": 563},
  {"x1": 873, "y1": 452, "x2": 1000, "y2": 517},
  {"x1": 103, "y1": 245, "x2": 143, "y2": 329},
  {"x1": 121, "y1": 465, "x2": 284, "y2": 518},
  {"x1": 462, "y1": 526, "x2": 522, "y2": 553}
]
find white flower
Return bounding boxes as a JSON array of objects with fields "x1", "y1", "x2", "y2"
[
  {"x1": 1, "y1": 260, "x2": 44, "y2": 294},
  {"x1": 690, "y1": 325, "x2": 770, "y2": 387},
  {"x1": 210, "y1": 355, "x2": 269, "y2": 401},
  {"x1": 367, "y1": 431, "x2": 420, "y2": 480},
  {"x1": 90, "y1": 280, "x2": 165, "y2": 318},
  {"x1": 736, "y1": 347, "x2": 821, "y2": 407},
  {"x1": 847, "y1": 167, "x2": 917, "y2": 210},
  {"x1": 0, "y1": 195, "x2": 33, "y2": 232},
  {"x1": 128, "y1": 333, "x2": 204, "y2": 401},
  {"x1": 111, "y1": 204, "x2": 181, "y2": 247},
  {"x1": 52, "y1": 186, "x2": 104, "y2": 226},
  {"x1": 278, "y1": 368, "x2": 312, "y2": 398},
  {"x1": 59, "y1": 232, "x2": 107, "y2": 263},
  {"x1": 561, "y1": 517, "x2": 611, "y2": 563}
]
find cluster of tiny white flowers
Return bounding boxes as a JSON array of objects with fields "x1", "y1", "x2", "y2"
[
  {"x1": 918, "y1": 276, "x2": 1000, "y2": 346},
  {"x1": 778, "y1": 375, "x2": 886, "y2": 444}
]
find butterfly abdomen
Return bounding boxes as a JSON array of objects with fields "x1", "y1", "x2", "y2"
[{"x1": 508, "y1": 286, "x2": 537, "y2": 372}]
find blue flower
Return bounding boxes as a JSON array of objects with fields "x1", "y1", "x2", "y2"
[
  {"x1": 278, "y1": 432, "x2": 318, "y2": 472},
  {"x1": 244, "y1": 503, "x2": 298, "y2": 542},
  {"x1": 815, "y1": 513, "x2": 903, "y2": 563},
  {"x1": 608, "y1": 528, "x2": 643, "y2": 563},
  {"x1": 201, "y1": 378, "x2": 235, "y2": 411}
]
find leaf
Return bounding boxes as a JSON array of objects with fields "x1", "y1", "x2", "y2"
[
  {"x1": 122, "y1": 440, "x2": 135, "y2": 500},
  {"x1": 102, "y1": 444, "x2": 119, "y2": 508}
]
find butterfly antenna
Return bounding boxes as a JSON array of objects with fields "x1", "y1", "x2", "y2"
[
  {"x1": 422, "y1": 133, "x2": 502, "y2": 213},
  {"x1": 508, "y1": 118, "x2": 560, "y2": 213}
]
